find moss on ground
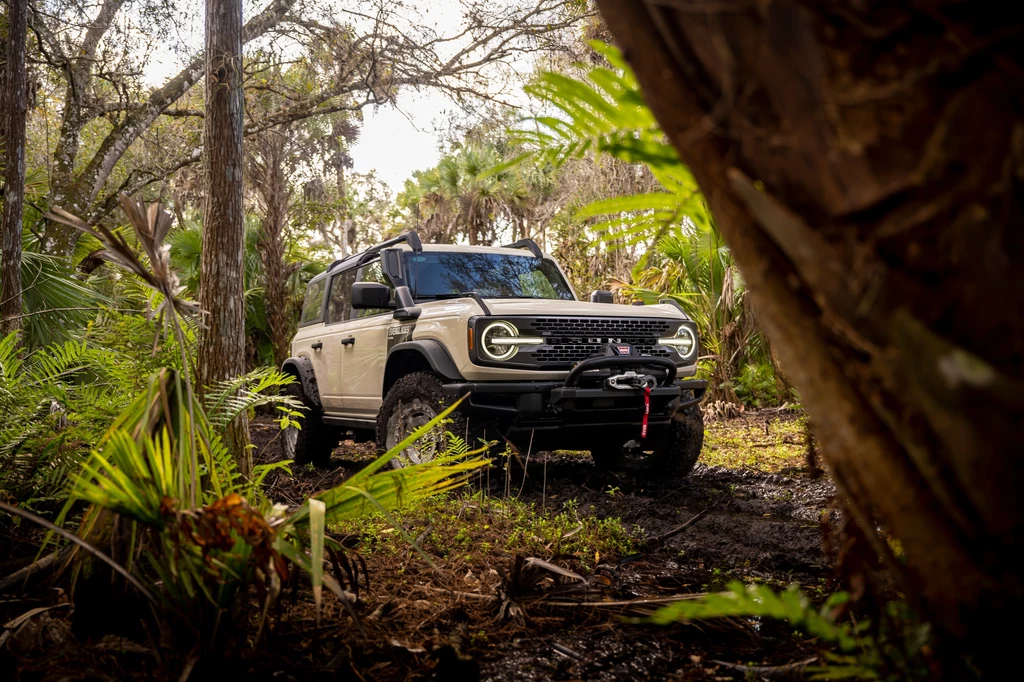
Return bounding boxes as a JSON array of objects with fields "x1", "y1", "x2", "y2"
[{"x1": 701, "y1": 413, "x2": 808, "y2": 472}]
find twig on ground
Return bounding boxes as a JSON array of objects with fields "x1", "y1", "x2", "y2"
[
  {"x1": 641, "y1": 508, "x2": 710, "y2": 551},
  {"x1": 712, "y1": 656, "x2": 818, "y2": 680}
]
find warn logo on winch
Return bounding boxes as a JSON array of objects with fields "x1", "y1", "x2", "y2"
[{"x1": 613, "y1": 344, "x2": 632, "y2": 356}]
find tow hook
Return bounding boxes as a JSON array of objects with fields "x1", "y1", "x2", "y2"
[{"x1": 606, "y1": 371, "x2": 657, "y2": 390}]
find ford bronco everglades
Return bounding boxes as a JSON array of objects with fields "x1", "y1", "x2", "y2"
[{"x1": 281, "y1": 232, "x2": 706, "y2": 476}]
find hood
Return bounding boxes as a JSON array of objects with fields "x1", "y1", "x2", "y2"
[{"x1": 482, "y1": 298, "x2": 687, "y2": 320}]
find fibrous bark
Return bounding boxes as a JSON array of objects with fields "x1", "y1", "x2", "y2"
[
  {"x1": 198, "y1": 0, "x2": 250, "y2": 474},
  {"x1": 250, "y1": 129, "x2": 291, "y2": 368},
  {"x1": 1, "y1": 0, "x2": 28, "y2": 334},
  {"x1": 595, "y1": 0, "x2": 1023, "y2": 672}
]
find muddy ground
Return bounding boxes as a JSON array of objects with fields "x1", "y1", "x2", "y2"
[{"x1": 1, "y1": 413, "x2": 837, "y2": 681}]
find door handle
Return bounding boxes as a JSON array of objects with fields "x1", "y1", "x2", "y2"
[
  {"x1": 341, "y1": 336, "x2": 356, "y2": 347},
  {"x1": 311, "y1": 341, "x2": 323, "y2": 351}
]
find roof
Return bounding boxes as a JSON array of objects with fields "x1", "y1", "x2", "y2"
[{"x1": 311, "y1": 237, "x2": 551, "y2": 283}]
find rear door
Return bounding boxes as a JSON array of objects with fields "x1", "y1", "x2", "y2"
[
  {"x1": 291, "y1": 275, "x2": 329, "y2": 378},
  {"x1": 317, "y1": 268, "x2": 357, "y2": 411},
  {"x1": 339, "y1": 259, "x2": 395, "y2": 416}
]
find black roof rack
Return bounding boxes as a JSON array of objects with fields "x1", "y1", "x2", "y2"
[
  {"x1": 501, "y1": 238, "x2": 543, "y2": 258},
  {"x1": 326, "y1": 231, "x2": 423, "y2": 274}
]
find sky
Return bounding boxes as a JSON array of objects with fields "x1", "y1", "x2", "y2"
[
  {"x1": 143, "y1": 0, "x2": 542, "y2": 194},
  {"x1": 348, "y1": 92, "x2": 450, "y2": 192}
]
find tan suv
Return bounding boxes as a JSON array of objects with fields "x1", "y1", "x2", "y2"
[{"x1": 281, "y1": 232, "x2": 706, "y2": 476}]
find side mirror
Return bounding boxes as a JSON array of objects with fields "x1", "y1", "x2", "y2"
[
  {"x1": 590, "y1": 290, "x2": 614, "y2": 304},
  {"x1": 352, "y1": 282, "x2": 393, "y2": 310}
]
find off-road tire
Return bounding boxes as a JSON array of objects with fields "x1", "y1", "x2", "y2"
[
  {"x1": 376, "y1": 372, "x2": 469, "y2": 469},
  {"x1": 590, "y1": 389, "x2": 704, "y2": 478},
  {"x1": 281, "y1": 381, "x2": 340, "y2": 467}
]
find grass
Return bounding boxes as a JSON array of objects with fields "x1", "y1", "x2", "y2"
[
  {"x1": 701, "y1": 413, "x2": 808, "y2": 472},
  {"x1": 329, "y1": 490, "x2": 641, "y2": 572}
]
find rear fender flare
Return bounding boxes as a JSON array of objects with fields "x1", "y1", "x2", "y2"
[{"x1": 281, "y1": 357, "x2": 322, "y2": 409}]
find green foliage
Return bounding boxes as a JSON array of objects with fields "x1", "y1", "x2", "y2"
[
  {"x1": 398, "y1": 141, "x2": 552, "y2": 246},
  {"x1": 55, "y1": 369, "x2": 488, "y2": 648},
  {"x1": 0, "y1": 331, "x2": 137, "y2": 509},
  {"x1": 518, "y1": 41, "x2": 707, "y2": 248},
  {"x1": 650, "y1": 581, "x2": 935, "y2": 681},
  {"x1": 519, "y1": 42, "x2": 781, "y2": 404},
  {"x1": 334, "y1": 492, "x2": 640, "y2": 571},
  {"x1": 733, "y1": 361, "x2": 794, "y2": 408},
  {"x1": 166, "y1": 214, "x2": 320, "y2": 367}
]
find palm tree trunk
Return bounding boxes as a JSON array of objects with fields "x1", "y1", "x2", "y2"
[
  {"x1": 198, "y1": 0, "x2": 250, "y2": 475},
  {"x1": 1, "y1": 0, "x2": 28, "y2": 336}
]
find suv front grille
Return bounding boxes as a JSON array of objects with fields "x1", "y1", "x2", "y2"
[
  {"x1": 531, "y1": 317, "x2": 673, "y2": 338},
  {"x1": 526, "y1": 317, "x2": 676, "y2": 367}
]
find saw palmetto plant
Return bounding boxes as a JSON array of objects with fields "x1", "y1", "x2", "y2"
[{"x1": 46, "y1": 368, "x2": 487, "y2": 650}]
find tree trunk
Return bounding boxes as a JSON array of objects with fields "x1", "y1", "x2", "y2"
[
  {"x1": 1, "y1": 0, "x2": 28, "y2": 335},
  {"x1": 198, "y1": 0, "x2": 250, "y2": 476},
  {"x1": 252, "y1": 132, "x2": 291, "y2": 369},
  {"x1": 595, "y1": 0, "x2": 1023, "y2": 673}
]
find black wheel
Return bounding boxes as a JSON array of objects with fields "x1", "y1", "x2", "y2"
[
  {"x1": 281, "y1": 380, "x2": 340, "y2": 467},
  {"x1": 591, "y1": 390, "x2": 704, "y2": 477},
  {"x1": 376, "y1": 372, "x2": 469, "y2": 468}
]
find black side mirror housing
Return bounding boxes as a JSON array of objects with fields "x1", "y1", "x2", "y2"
[
  {"x1": 590, "y1": 290, "x2": 614, "y2": 304},
  {"x1": 352, "y1": 282, "x2": 393, "y2": 310}
]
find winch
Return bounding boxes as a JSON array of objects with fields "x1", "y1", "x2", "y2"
[{"x1": 605, "y1": 371, "x2": 658, "y2": 390}]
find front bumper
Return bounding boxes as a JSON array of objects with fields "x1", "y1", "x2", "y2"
[{"x1": 441, "y1": 354, "x2": 706, "y2": 446}]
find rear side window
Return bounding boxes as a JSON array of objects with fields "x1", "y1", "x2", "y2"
[
  {"x1": 326, "y1": 270, "x2": 356, "y2": 323},
  {"x1": 299, "y1": 278, "x2": 326, "y2": 325}
]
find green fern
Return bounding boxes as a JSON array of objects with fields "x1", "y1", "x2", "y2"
[
  {"x1": 203, "y1": 366, "x2": 302, "y2": 431},
  {"x1": 650, "y1": 581, "x2": 936, "y2": 681}
]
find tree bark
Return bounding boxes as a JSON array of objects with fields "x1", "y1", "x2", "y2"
[
  {"x1": 1, "y1": 0, "x2": 28, "y2": 335},
  {"x1": 251, "y1": 130, "x2": 291, "y2": 369},
  {"x1": 595, "y1": 0, "x2": 1023, "y2": 673},
  {"x1": 198, "y1": 0, "x2": 250, "y2": 475}
]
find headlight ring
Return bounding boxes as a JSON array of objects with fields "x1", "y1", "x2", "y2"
[
  {"x1": 480, "y1": 321, "x2": 544, "y2": 361},
  {"x1": 658, "y1": 325, "x2": 697, "y2": 360}
]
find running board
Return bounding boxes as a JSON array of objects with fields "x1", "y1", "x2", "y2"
[{"x1": 323, "y1": 415, "x2": 376, "y2": 430}]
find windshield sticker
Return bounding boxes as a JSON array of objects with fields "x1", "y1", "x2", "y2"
[{"x1": 387, "y1": 323, "x2": 415, "y2": 350}]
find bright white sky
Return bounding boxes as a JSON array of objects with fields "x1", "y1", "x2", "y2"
[{"x1": 143, "y1": 0, "x2": 542, "y2": 193}]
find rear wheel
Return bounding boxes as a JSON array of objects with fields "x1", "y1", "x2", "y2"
[
  {"x1": 376, "y1": 373, "x2": 469, "y2": 468},
  {"x1": 281, "y1": 380, "x2": 340, "y2": 467},
  {"x1": 590, "y1": 390, "x2": 704, "y2": 477}
]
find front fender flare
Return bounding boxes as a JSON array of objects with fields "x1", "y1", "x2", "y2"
[
  {"x1": 281, "y1": 357, "x2": 322, "y2": 409},
  {"x1": 387, "y1": 340, "x2": 464, "y2": 382}
]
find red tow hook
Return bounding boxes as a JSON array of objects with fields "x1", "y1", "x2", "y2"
[{"x1": 641, "y1": 385, "x2": 651, "y2": 439}]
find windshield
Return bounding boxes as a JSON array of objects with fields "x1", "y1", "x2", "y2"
[{"x1": 404, "y1": 251, "x2": 575, "y2": 301}]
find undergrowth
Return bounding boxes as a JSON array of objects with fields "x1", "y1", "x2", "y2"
[
  {"x1": 331, "y1": 491, "x2": 641, "y2": 572},
  {"x1": 701, "y1": 413, "x2": 807, "y2": 472}
]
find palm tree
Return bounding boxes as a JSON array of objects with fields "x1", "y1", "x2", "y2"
[{"x1": 402, "y1": 143, "x2": 534, "y2": 245}]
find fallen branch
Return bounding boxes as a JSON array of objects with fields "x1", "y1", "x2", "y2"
[
  {"x1": 0, "y1": 545, "x2": 73, "y2": 595},
  {"x1": 641, "y1": 508, "x2": 710, "y2": 551},
  {"x1": 712, "y1": 656, "x2": 818, "y2": 680}
]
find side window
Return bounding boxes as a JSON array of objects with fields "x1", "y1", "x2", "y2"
[
  {"x1": 326, "y1": 270, "x2": 356, "y2": 324},
  {"x1": 299, "y1": 278, "x2": 327, "y2": 325},
  {"x1": 354, "y1": 260, "x2": 394, "y2": 318}
]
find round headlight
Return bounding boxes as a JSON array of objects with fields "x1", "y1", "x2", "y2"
[
  {"x1": 481, "y1": 321, "x2": 519, "y2": 361},
  {"x1": 659, "y1": 325, "x2": 697, "y2": 359}
]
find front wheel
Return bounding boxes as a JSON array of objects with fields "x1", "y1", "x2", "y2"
[
  {"x1": 376, "y1": 373, "x2": 468, "y2": 468},
  {"x1": 590, "y1": 390, "x2": 704, "y2": 478}
]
